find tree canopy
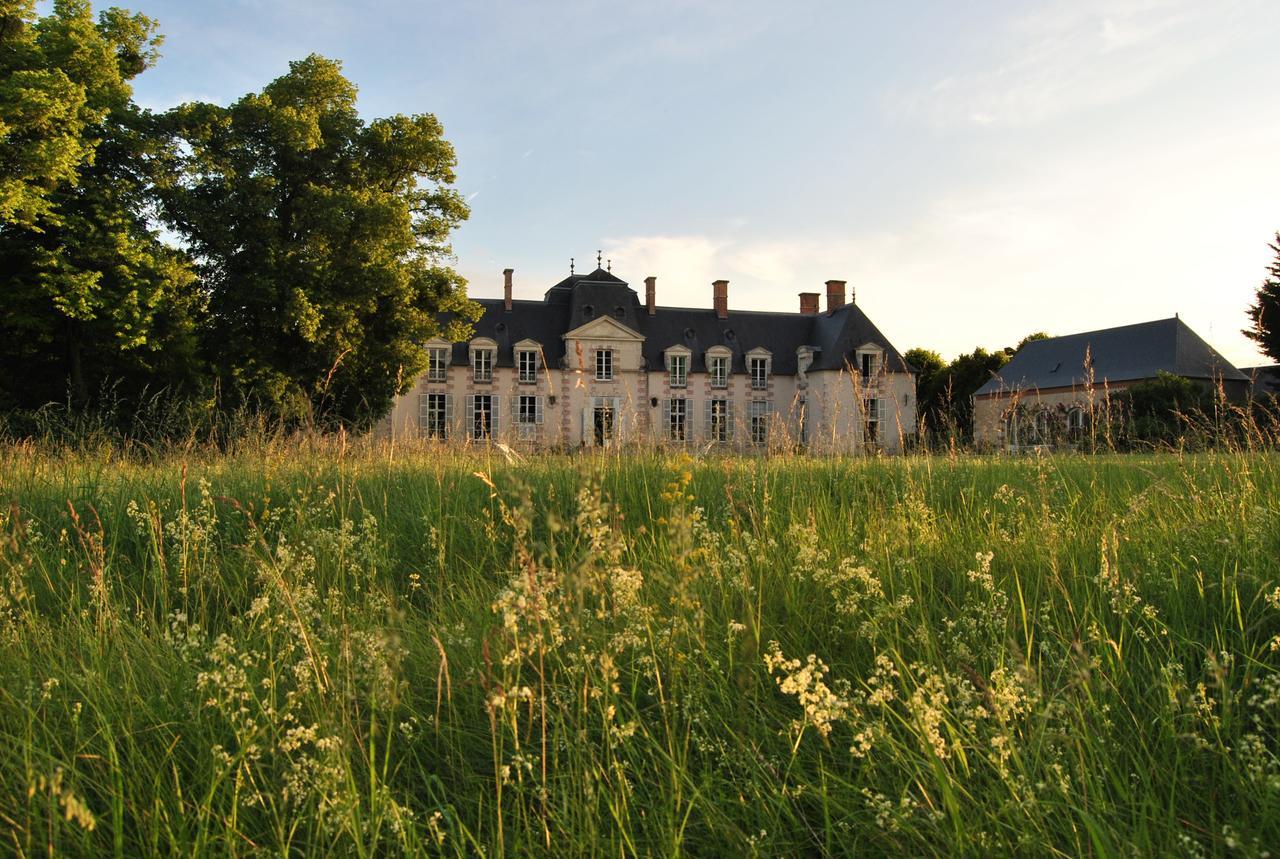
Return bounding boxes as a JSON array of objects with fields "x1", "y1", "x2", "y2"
[
  {"x1": 0, "y1": 0, "x2": 199, "y2": 410},
  {"x1": 1, "y1": 2, "x2": 475, "y2": 429},
  {"x1": 161, "y1": 54, "x2": 478, "y2": 426},
  {"x1": 1244, "y1": 232, "x2": 1280, "y2": 363}
]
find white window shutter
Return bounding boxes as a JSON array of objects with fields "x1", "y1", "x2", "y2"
[
  {"x1": 582, "y1": 407, "x2": 592, "y2": 446},
  {"x1": 445, "y1": 394, "x2": 455, "y2": 430},
  {"x1": 704, "y1": 398, "x2": 713, "y2": 429},
  {"x1": 536, "y1": 396, "x2": 545, "y2": 425},
  {"x1": 662, "y1": 398, "x2": 671, "y2": 435},
  {"x1": 491, "y1": 396, "x2": 500, "y2": 434},
  {"x1": 465, "y1": 395, "x2": 475, "y2": 438},
  {"x1": 726, "y1": 399, "x2": 736, "y2": 439}
]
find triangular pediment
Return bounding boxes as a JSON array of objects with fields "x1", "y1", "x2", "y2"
[{"x1": 563, "y1": 315, "x2": 645, "y2": 342}]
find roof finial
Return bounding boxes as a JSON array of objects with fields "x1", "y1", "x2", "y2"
[
  {"x1": 570, "y1": 257, "x2": 574, "y2": 275},
  {"x1": 596, "y1": 249, "x2": 602, "y2": 269},
  {"x1": 607, "y1": 258, "x2": 612, "y2": 272}
]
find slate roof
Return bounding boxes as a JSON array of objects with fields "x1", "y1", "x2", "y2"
[
  {"x1": 443, "y1": 268, "x2": 909, "y2": 376},
  {"x1": 974, "y1": 317, "x2": 1247, "y2": 397}
]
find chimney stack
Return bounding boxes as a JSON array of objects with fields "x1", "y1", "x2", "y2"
[
  {"x1": 713, "y1": 279, "x2": 729, "y2": 320},
  {"x1": 645, "y1": 276, "x2": 656, "y2": 316},
  {"x1": 799, "y1": 292, "x2": 820, "y2": 315},
  {"x1": 825, "y1": 279, "x2": 846, "y2": 313},
  {"x1": 503, "y1": 268, "x2": 514, "y2": 311}
]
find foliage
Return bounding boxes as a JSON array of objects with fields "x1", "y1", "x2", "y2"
[
  {"x1": 1014, "y1": 330, "x2": 1051, "y2": 351},
  {"x1": 0, "y1": 445, "x2": 1277, "y2": 856},
  {"x1": 0, "y1": 0, "x2": 201, "y2": 410},
  {"x1": 902, "y1": 349, "x2": 944, "y2": 396},
  {"x1": 160, "y1": 54, "x2": 479, "y2": 428},
  {"x1": 912, "y1": 346, "x2": 1012, "y2": 441},
  {"x1": 1244, "y1": 232, "x2": 1280, "y2": 363},
  {"x1": 1109, "y1": 372, "x2": 1215, "y2": 446}
]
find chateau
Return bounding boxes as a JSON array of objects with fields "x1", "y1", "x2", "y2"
[{"x1": 382, "y1": 263, "x2": 916, "y2": 451}]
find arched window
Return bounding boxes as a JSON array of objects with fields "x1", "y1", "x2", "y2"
[
  {"x1": 1067, "y1": 407, "x2": 1086, "y2": 440},
  {"x1": 1033, "y1": 410, "x2": 1051, "y2": 444}
]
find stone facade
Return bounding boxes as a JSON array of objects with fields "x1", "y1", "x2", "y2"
[{"x1": 381, "y1": 266, "x2": 916, "y2": 453}]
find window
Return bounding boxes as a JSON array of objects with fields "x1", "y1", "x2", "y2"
[
  {"x1": 859, "y1": 351, "x2": 880, "y2": 382},
  {"x1": 468, "y1": 394, "x2": 494, "y2": 440},
  {"x1": 666, "y1": 398, "x2": 687, "y2": 441},
  {"x1": 517, "y1": 395, "x2": 542, "y2": 425},
  {"x1": 1004, "y1": 413, "x2": 1017, "y2": 446},
  {"x1": 1067, "y1": 407, "x2": 1086, "y2": 439},
  {"x1": 1033, "y1": 410, "x2": 1051, "y2": 443},
  {"x1": 865, "y1": 397, "x2": 884, "y2": 443},
  {"x1": 707, "y1": 398, "x2": 731, "y2": 443},
  {"x1": 427, "y1": 347, "x2": 449, "y2": 382},
  {"x1": 595, "y1": 349, "x2": 614, "y2": 381},
  {"x1": 749, "y1": 356, "x2": 769, "y2": 390},
  {"x1": 517, "y1": 349, "x2": 538, "y2": 384},
  {"x1": 419, "y1": 393, "x2": 449, "y2": 439},
  {"x1": 592, "y1": 397, "x2": 616, "y2": 444},
  {"x1": 750, "y1": 400, "x2": 771, "y2": 445},
  {"x1": 709, "y1": 355, "x2": 728, "y2": 388},
  {"x1": 668, "y1": 353, "x2": 688, "y2": 388},
  {"x1": 473, "y1": 348, "x2": 493, "y2": 383}
]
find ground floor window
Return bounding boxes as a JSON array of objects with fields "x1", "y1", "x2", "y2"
[
  {"x1": 1067, "y1": 406, "x2": 1086, "y2": 439},
  {"x1": 1033, "y1": 410, "x2": 1051, "y2": 443},
  {"x1": 707, "y1": 398, "x2": 731, "y2": 443},
  {"x1": 666, "y1": 397, "x2": 687, "y2": 441},
  {"x1": 517, "y1": 395, "x2": 543, "y2": 425},
  {"x1": 515, "y1": 395, "x2": 543, "y2": 439},
  {"x1": 419, "y1": 392, "x2": 449, "y2": 439},
  {"x1": 750, "y1": 400, "x2": 771, "y2": 445},
  {"x1": 468, "y1": 394, "x2": 495, "y2": 440}
]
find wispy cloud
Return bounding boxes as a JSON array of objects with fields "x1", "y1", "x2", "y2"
[{"x1": 902, "y1": 0, "x2": 1273, "y2": 126}]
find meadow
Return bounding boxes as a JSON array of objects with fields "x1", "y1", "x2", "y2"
[{"x1": 0, "y1": 441, "x2": 1277, "y2": 857}]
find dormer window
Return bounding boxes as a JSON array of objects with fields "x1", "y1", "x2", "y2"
[
  {"x1": 710, "y1": 356, "x2": 728, "y2": 388},
  {"x1": 427, "y1": 346, "x2": 449, "y2": 382},
  {"x1": 856, "y1": 345, "x2": 883, "y2": 382},
  {"x1": 749, "y1": 355, "x2": 770, "y2": 390},
  {"x1": 517, "y1": 348, "x2": 539, "y2": 384},
  {"x1": 705, "y1": 347, "x2": 731, "y2": 388},
  {"x1": 472, "y1": 346, "x2": 493, "y2": 383},
  {"x1": 667, "y1": 352, "x2": 688, "y2": 388}
]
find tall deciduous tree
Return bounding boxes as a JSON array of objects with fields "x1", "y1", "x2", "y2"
[
  {"x1": 162, "y1": 55, "x2": 478, "y2": 427},
  {"x1": 1244, "y1": 232, "x2": 1280, "y2": 362},
  {"x1": 0, "y1": 0, "x2": 201, "y2": 410}
]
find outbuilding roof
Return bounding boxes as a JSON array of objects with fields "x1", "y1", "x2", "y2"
[{"x1": 974, "y1": 317, "x2": 1247, "y2": 397}]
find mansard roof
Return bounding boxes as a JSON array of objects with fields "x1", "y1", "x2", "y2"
[
  {"x1": 974, "y1": 317, "x2": 1247, "y2": 397},
  {"x1": 444, "y1": 270, "x2": 909, "y2": 376}
]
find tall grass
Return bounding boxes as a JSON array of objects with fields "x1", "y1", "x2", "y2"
[{"x1": 0, "y1": 442, "x2": 1277, "y2": 855}]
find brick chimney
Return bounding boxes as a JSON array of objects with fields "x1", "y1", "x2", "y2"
[
  {"x1": 713, "y1": 279, "x2": 729, "y2": 320},
  {"x1": 825, "y1": 279, "x2": 846, "y2": 313},
  {"x1": 799, "y1": 292, "x2": 820, "y2": 315},
  {"x1": 645, "y1": 276, "x2": 656, "y2": 316},
  {"x1": 503, "y1": 268, "x2": 514, "y2": 311}
]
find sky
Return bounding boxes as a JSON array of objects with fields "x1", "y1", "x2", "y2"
[{"x1": 126, "y1": 0, "x2": 1280, "y2": 366}]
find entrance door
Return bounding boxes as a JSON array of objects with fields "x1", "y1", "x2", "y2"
[{"x1": 593, "y1": 402, "x2": 615, "y2": 446}]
